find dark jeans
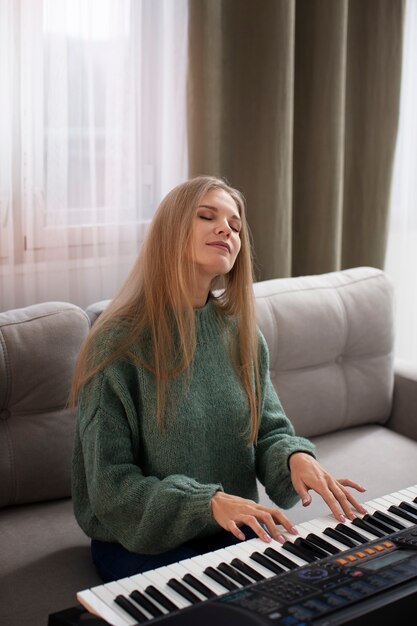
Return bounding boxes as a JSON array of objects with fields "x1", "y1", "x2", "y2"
[{"x1": 91, "y1": 527, "x2": 257, "y2": 583}]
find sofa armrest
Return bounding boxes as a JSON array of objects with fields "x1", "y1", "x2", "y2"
[{"x1": 386, "y1": 358, "x2": 417, "y2": 441}]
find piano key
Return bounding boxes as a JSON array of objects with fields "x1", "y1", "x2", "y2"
[
  {"x1": 199, "y1": 546, "x2": 270, "y2": 585},
  {"x1": 351, "y1": 517, "x2": 385, "y2": 537},
  {"x1": 387, "y1": 505, "x2": 417, "y2": 524},
  {"x1": 300, "y1": 520, "x2": 351, "y2": 552},
  {"x1": 179, "y1": 556, "x2": 231, "y2": 596},
  {"x1": 302, "y1": 532, "x2": 342, "y2": 555},
  {"x1": 399, "y1": 501, "x2": 417, "y2": 515},
  {"x1": 182, "y1": 573, "x2": 216, "y2": 599},
  {"x1": 223, "y1": 542, "x2": 288, "y2": 577},
  {"x1": 249, "y1": 551, "x2": 287, "y2": 574},
  {"x1": 114, "y1": 595, "x2": 148, "y2": 623},
  {"x1": 365, "y1": 506, "x2": 406, "y2": 530},
  {"x1": 92, "y1": 581, "x2": 141, "y2": 625},
  {"x1": 282, "y1": 541, "x2": 317, "y2": 563},
  {"x1": 204, "y1": 566, "x2": 239, "y2": 591},
  {"x1": 129, "y1": 589, "x2": 164, "y2": 618},
  {"x1": 334, "y1": 522, "x2": 369, "y2": 544},
  {"x1": 362, "y1": 513, "x2": 398, "y2": 534},
  {"x1": 294, "y1": 536, "x2": 330, "y2": 559},
  {"x1": 230, "y1": 557, "x2": 266, "y2": 581},
  {"x1": 217, "y1": 562, "x2": 253, "y2": 586},
  {"x1": 77, "y1": 588, "x2": 133, "y2": 626},
  {"x1": 263, "y1": 546, "x2": 301, "y2": 569},
  {"x1": 324, "y1": 526, "x2": 357, "y2": 548},
  {"x1": 141, "y1": 568, "x2": 190, "y2": 609},
  {"x1": 167, "y1": 579, "x2": 202, "y2": 604},
  {"x1": 116, "y1": 577, "x2": 167, "y2": 619},
  {"x1": 372, "y1": 497, "x2": 414, "y2": 527},
  {"x1": 144, "y1": 585, "x2": 179, "y2": 613}
]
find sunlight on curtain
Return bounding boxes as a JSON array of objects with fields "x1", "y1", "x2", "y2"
[
  {"x1": 385, "y1": 0, "x2": 417, "y2": 365},
  {"x1": 0, "y1": 0, "x2": 188, "y2": 311}
]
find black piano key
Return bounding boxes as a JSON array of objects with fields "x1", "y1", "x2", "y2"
[
  {"x1": 231, "y1": 558, "x2": 266, "y2": 582},
  {"x1": 363, "y1": 514, "x2": 397, "y2": 534},
  {"x1": 218, "y1": 562, "x2": 253, "y2": 586},
  {"x1": 250, "y1": 551, "x2": 286, "y2": 574},
  {"x1": 351, "y1": 517, "x2": 385, "y2": 537},
  {"x1": 413, "y1": 497, "x2": 417, "y2": 504},
  {"x1": 130, "y1": 589, "x2": 164, "y2": 617},
  {"x1": 305, "y1": 533, "x2": 341, "y2": 555},
  {"x1": 204, "y1": 566, "x2": 239, "y2": 591},
  {"x1": 372, "y1": 509, "x2": 406, "y2": 530},
  {"x1": 145, "y1": 584, "x2": 179, "y2": 612},
  {"x1": 182, "y1": 573, "x2": 216, "y2": 599},
  {"x1": 399, "y1": 501, "x2": 417, "y2": 515},
  {"x1": 167, "y1": 578, "x2": 202, "y2": 604},
  {"x1": 335, "y1": 523, "x2": 368, "y2": 543},
  {"x1": 264, "y1": 547, "x2": 299, "y2": 569},
  {"x1": 114, "y1": 594, "x2": 148, "y2": 623},
  {"x1": 388, "y1": 505, "x2": 417, "y2": 524},
  {"x1": 323, "y1": 527, "x2": 356, "y2": 548},
  {"x1": 295, "y1": 536, "x2": 329, "y2": 559},
  {"x1": 282, "y1": 541, "x2": 316, "y2": 563}
]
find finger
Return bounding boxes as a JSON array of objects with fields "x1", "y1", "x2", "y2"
[
  {"x1": 266, "y1": 508, "x2": 298, "y2": 535},
  {"x1": 240, "y1": 515, "x2": 275, "y2": 544},
  {"x1": 228, "y1": 520, "x2": 246, "y2": 541},
  {"x1": 337, "y1": 478, "x2": 367, "y2": 493},
  {"x1": 293, "y1": 483, "x2": 312, "y2": 507},
  {"x1": 254, "y1": 511, "x2": 287, "y2": 543}
]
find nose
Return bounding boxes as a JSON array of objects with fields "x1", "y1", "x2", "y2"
[{"x1": 214, "y1": 219, "x2": 231, "y2": 237}]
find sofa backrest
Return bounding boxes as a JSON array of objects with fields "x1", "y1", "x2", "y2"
[
  {"x1": 254, "y1": 266, "x2": 395, "y2": 438},
  {"x1": 0, "y1": 302, "x2": 90, "y2": 507}
]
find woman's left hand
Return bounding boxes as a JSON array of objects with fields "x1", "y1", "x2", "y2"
[{"x1": 289, "y1": 452, "x2": 368, "y2": 522}]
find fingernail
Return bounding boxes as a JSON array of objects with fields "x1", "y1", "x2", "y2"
[
  {"x1": 238, "y1": 532, "x2": 245, "y2": 540},
  {"x1": 338, "y1": 514, "x2": 346, "y2": 522},
  {"x1": 264, "y1": 534, "x2": 272, "y2": 543},
  {"x1": 302, "y1": 498, "x2": 310, "y2": 506},
  {"x1": 350, "y1": 513, "x2": 357, "y2": 520},
  {"x1": 290, "y1": 526, "x2": 298, "y2": 534},
  {"x1": 278, "y1": 535, "x2": 286, "y2": 544}
]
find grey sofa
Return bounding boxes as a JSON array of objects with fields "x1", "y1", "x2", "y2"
[{"x1": 1, "y1": 266, "x2": 416, "y2": 626}]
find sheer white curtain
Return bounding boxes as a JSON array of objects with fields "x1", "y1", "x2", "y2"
[
  {"x1": 0, "y1": 0, "x2": 188, "y2": 311},
  {"x1": 385, "y1": 0, "x2": 417, "y2": 365}
]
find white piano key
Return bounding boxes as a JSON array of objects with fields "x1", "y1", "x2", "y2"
[
  {"x1": 232, "y1": 537, "x2": 308, "y2": 570},
  {"x1": 298, "y1": 521, "x2": 349, "y2": 552},
  {"x1": 222, "y1": 543, "x2": 281, "y2": 577},
  {"x1": 77, "y1": 588, "x2": 131, "y2": 626},
  {"x1": 372, "y1": 497, "x2": 414, "y2": 527},
  {"x1": 179, "y1": 555, "x2": 232, "y2": 596},
  {"x1": 90, "y1": 581, "x2": 139, "y2": 626},
  {"x1": 140, "y1": 567, "x2": 190, "y2": 609},
  {"x1": 118, "y1": 574, "x2": 169, "y2": 617}
]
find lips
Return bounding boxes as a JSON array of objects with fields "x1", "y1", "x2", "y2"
[{"x1": 207, "y1": 241, "x2": 231, "y2": 253}]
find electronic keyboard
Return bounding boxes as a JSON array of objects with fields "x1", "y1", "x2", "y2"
[{"x1": 48, "y1": 485, "x2": 417, "y2": 626}]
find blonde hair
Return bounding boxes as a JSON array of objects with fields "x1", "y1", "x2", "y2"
[{"x1": 69, "y1": 175, "x2": 262, "y2": 443}]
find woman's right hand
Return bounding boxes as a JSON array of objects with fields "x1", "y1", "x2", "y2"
[{"x1": 210, "y1": 491, "x2": 298, "y2": 543}]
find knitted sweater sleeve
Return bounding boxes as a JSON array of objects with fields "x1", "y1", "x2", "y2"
[
  {"x1": 255, "y1": 330, "x2": 316, "y2": 509},
  {"x1": 72, "y1": 363, "x2": 222, "y2": 554}
]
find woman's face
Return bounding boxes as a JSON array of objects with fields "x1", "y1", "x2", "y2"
[{"x1": 190, "y1": 188, "x2": 242, "y2": 284}]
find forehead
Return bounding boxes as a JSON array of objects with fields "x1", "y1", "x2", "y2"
[{"x1": 198, "y1": 188, "x2": 240, "y2": 215}]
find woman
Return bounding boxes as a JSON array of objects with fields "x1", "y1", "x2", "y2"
[{"x1": 70, "y1": 175, "x2": 366, "y2": 583}]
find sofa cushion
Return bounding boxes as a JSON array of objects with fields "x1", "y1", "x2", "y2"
[
  {"x1": 0, "y1": 302, "x2": 91, "y2": 507},
  {"x1": 254, "y1": 267, "x2": 394, "y2": 438}
]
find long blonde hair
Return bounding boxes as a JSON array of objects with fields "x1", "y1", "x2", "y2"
[{"x1": 69, "y1": 175, "x2": 262, "y2": 443}]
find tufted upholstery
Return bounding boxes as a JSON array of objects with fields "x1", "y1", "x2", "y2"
[
  {"x1": 253, "y1": 266, "x2": 394, "y2": 438},
  {"x1": 0, "y1": 302, "x2": 90, "y2": 508}
]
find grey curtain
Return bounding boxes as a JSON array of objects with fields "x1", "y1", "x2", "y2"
[{"x1": 187, "y1": 0, "x2": 405, "y2": 279}]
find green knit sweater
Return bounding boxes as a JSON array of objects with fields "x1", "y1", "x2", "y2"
[{"x1": 71, "y1": 298, "x2": 316, "y2": 554}]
